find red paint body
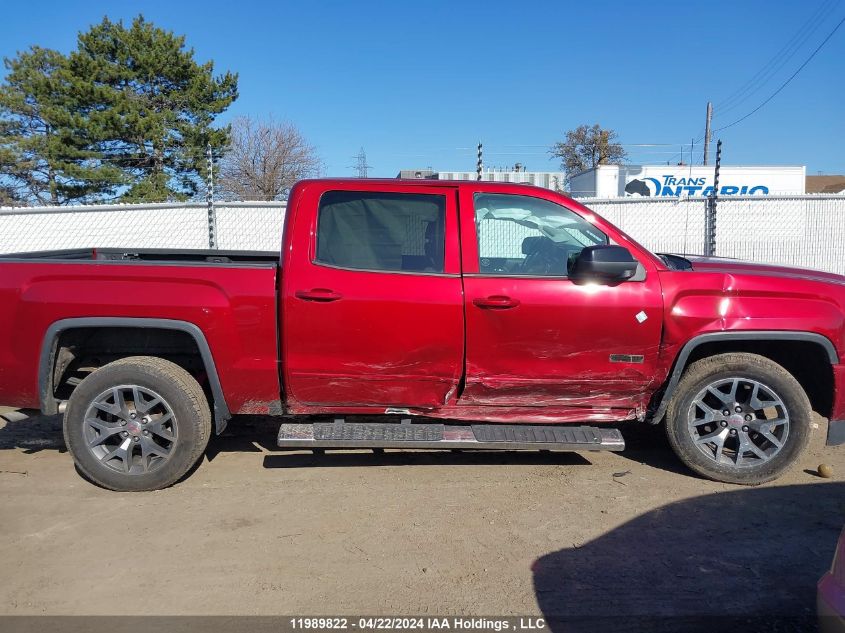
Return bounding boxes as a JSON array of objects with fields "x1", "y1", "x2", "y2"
[
  {"x1": 2, "y1": 179, "x2": 845, "y2": 425},
  {"x1": 0, "y1": 262, "x2": 280, "y2": 414}
]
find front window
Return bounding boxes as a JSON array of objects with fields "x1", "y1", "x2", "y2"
[{"x1": 474, "y1": 193, "x2": 607, "y2": 276}]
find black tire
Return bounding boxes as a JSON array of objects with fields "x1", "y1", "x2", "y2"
[
  {"x1": 665, "y1": 352, "x2": 811, "y2": 485},
  {"x1": 63, "y1": 356, "x2": 211, "y2": 491}
]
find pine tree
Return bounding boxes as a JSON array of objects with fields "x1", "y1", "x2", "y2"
[
  {"x1": 0, "y1": 15, "x2": 238, "y2": 205},
  {"x1": 68, "y1": 16, "x2": 238, "y2": 202},
  {"x1": 0, "y1": 46, "x2": 121, "y2": 205}
]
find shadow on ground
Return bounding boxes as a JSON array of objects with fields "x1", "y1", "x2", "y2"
[
  {"x1": 0, "y1": 411, "x2": 694, "y2": 472},
  {"x1": 533, "y1": 482, "x2": 845, "y2": 633},
  {"x1": 0, "y1": 411, "x2": 65, "y2": 453}
]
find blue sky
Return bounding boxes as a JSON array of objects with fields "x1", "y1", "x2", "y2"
[{"x1": 3, "y1": 0, "x2": 844, "y2": 177}]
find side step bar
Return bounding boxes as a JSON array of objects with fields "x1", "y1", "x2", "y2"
[{"x1": 277, "y1": 421, "x2": 625, "y2": 451}]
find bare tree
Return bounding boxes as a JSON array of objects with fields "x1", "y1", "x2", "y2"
[
  {"x1": 219, "y1": 116, "x2": 321, "y2": 201},
  {"x1": 550, "y1": 124, "x2": 626, "y2": 178}
]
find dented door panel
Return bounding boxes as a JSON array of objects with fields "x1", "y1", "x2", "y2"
[{"x1": 461, "y1": 275, "x2": 664, "y2": 410}]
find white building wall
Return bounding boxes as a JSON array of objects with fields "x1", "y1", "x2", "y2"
[{"x1": 436, "y1": 170, "x2": 565, "y2": 191}]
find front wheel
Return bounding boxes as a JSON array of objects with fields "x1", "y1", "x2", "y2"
[
  {"x1": 63, "y1": 356, "x2": 212, "y2": 491},
  {"x1": 665, "y1": 352, "x2": 812, "y2": 485}
]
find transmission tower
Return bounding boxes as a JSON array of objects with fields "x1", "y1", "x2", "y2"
[{"x1": 350, "y1": 148, "x2": 372, "y2": 178}]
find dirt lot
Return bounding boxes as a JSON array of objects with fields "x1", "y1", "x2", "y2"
[{"x1": 0, "y1": 408, "x2": 843, "y2": 624}]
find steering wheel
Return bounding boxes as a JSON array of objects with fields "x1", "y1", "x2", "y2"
[{"x1": 521, "y1": 244, "x2": 571, "y2": 275}]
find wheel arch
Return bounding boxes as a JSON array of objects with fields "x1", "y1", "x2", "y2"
[
  {"x1": 39, "y1": 317, "x2": 231, "y2": 433},
  {"x1": 649, "y1": 331, "x2": 838, "y2": 424}
]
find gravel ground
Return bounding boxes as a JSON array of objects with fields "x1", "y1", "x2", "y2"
[{"x1": 0, "y1": 408, "x2": 842, "y2": 626}]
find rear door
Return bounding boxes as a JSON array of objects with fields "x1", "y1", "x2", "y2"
[
  {"x1": 459, "y1": 187, "x2": 664, "y2": 413},
  {"x1": 281, "y1": 182, "x2": 464, "y2": 409}
]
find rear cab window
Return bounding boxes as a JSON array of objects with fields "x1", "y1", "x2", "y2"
[{"x1": 316, "y1": 191, "x2": 446, "y2": 274}]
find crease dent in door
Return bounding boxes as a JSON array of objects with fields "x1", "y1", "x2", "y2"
[{"x1": 461, "y1": 337, "x2": 662, "y2": 409}]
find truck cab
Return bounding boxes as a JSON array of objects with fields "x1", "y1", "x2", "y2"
[{"x1": 280, "y1": 179, "x2": 662, "y2": 423}]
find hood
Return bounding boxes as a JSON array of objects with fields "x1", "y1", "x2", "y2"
[{"x1": 681, "y1": 255, "x2": 845, "y2": 286}]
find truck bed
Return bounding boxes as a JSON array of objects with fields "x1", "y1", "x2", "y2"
[
  {"x1": 0, "y1": 250, "x2": 281, "y2": 416},
  {"x1": 0, "y1": 247, "x2": 280, "y2": 265}
]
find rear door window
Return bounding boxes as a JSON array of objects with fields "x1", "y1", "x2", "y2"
[{"x1": 316, "y1": 191, "x2": 446, "y2": 273}]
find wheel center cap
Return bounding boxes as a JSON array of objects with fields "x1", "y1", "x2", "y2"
[
  {"x1": 728, "y1": 414, "x2": 745, "y2": 427},
  {"x1": 127, "y1": 420, "x2": 142, "y2": 435}
]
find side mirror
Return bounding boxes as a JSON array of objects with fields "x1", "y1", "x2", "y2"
[{"x1": 570, "y1": 245, "x2": 638, "y2": 281}]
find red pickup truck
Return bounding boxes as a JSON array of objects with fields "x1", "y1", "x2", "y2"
[{"x1": 1, "y1": 179, "x2": 843, "y2": 491}]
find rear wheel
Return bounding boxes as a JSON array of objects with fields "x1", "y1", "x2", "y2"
[
  {"x1": 665, "y1": 352, "x2": 811, "y2": 485},
  {"x1": 63, "y1": 356, "x2": 211, "y2": 491}
]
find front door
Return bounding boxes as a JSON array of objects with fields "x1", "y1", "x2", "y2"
[
  {"x1": 282, "y1": 183, "x2": 464, "y2": 409},
  {"x1": 460, "y1": 189, "x2": 663, "y2": 414}
]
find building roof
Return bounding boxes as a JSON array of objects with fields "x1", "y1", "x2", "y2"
[{"x1": 806, "y1": 175, "x2": 845, "y2": 194}]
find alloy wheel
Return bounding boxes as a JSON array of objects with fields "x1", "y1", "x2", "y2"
[
  {"x1": 687, "y1": 377, "x2": 789, "y2": 468},
  {"x1": 82, "y1": 385, "x2": 178, "y2": 475}
]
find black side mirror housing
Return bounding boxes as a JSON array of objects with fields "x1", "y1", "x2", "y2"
[{"x1": 570, "y1": 245, "x2": 638, "y2": 281}]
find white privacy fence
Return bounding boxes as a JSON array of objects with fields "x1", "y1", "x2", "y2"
[
  {"x1": 2, "y1": 195, "x2": 845, "y2": 274},
  {"x1": 584, "y1": 195, "x2": 845, "y2": 274},
  {"x1": 0, "y1": 201, "x2": 288, "y2": 254}
]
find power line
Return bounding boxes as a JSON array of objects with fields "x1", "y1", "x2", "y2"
[
  {"x1": 713, "y1": 14, "x2": 845, "y2": 133},
  {"x1": 665, "y1": 5, "x2": 842, "y2": 166},
  {"x1": 714, "y1": 0, "x2": 839, "y2": 117},
  {"x1": 666, "y1": 127, "x2": 707, "y2": 166}
]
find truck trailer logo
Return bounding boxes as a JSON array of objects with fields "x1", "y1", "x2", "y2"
[{"x1": 625, "y1": 176, "x2": 770, "y2": 197}]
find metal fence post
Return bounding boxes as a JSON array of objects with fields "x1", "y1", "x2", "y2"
[
  {"x1": 705, "y1": 198, "x2": 715, "y2": 256},
  {"x1": 705, "y1": 140, "x2": 722, "y2": 256},
  {"x1": 206, "y1": 143, "x2": 217, "y2": 249}
]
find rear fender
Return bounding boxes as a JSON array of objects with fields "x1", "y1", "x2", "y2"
[{"x1": 39, "y1": 317, "x2": 231, "y2": 433}]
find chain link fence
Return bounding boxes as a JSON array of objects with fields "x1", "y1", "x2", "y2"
[
  {"x1": 585, "y1": 195, "x2": 845, "y2": 274},
  {"x1": 582, "y1": 197, "x2": 707, "y2": 256},
  {"x1": 0, "y1": 202, "x2": 287, "y2": 253},
  {"x1": 2, "y1": 195, "x2": 845, "y2": 274}
]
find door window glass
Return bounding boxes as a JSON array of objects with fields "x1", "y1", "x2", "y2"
[
  {"x1": 474, "y1": 193, "x2": 607, "y2": 276},
  {"x1": 316, "y1": 191, "x2": 446, "y2": 273}
]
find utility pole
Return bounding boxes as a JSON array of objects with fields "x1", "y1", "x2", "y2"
[
  {"x1": 476, "y1": 142, "x2": 483, "y2": 180},
  {"x1": 351, "y1": 148, "x2": 372, "y2": 178},
  {"x1": 703, "y1": 101, "x2": 713, "y2": 165},
  {"x1": 206, "y1": 142, "x2": 216, "y2": 249}
]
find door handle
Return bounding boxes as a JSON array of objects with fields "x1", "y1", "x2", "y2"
[
  {"x1": 473, "y1": 295, "x2": 520, "y2": 309},
  {"x1": 295, "y1": 288, "x2": 343, "y2": 302}
]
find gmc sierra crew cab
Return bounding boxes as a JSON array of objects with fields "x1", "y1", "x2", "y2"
[{"x1": 0, "y1": 178, "x2": 843, "y2": 491}]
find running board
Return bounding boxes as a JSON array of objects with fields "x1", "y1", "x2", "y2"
[{"x1": 277, "y1": 421, "x2": 625, "y2": 451}]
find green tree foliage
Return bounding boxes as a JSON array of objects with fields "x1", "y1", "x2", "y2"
[
  {"x1": 550, "y1": 124, "x2": 627, "y2": 178},
  {"x1": 68, "y1": 16, "x2": 238, "y2": 202},
  {"x1": 0, "y1": 46, "x2": 120, "y2": 204},
  {"x1": 0, "y1": 15, "x2": 238, "y2": 205}
]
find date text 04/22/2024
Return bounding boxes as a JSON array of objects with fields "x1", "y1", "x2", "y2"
[{"x1": 289, "y1": 618, "x2": 548, "y2": 631}]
